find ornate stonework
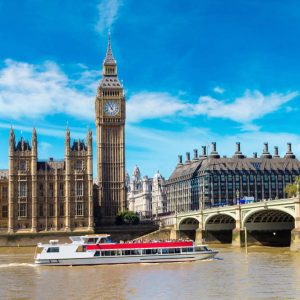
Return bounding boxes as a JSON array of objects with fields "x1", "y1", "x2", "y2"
[
  {"x1": 1, "y1": 128, "x2": 93, "y2": 233},
  {"x1": 95, "y1": 35, "x2": 126, "y2": 222}
]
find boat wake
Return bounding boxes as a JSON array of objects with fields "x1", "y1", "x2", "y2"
[{"x1": 0, "y1": 263, "x2": 36, "y2": 268}]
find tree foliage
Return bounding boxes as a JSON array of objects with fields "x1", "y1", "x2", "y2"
[
  {"x1": 285, "y1": 176, "x2": 300, "y2": 198},
  {"x1": 116, "y1": 211, "x2": 140, "y2": 225}
]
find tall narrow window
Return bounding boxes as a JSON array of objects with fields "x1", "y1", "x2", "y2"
[
  {"x1": 59, "y1": 183, "x2": 64, "y2": 197},
  {"x1": 76, "y1": 202, "x2": 84, "y2": 216},
  {"x1": 2, "y1": 205, "x2": 8, "y2": 218},
  {"x1": 19, "y1": 160, "x2": 26, "y2": 170},
  {"x1": 18, "y1": 203, "x2": 27, "y2": 217},
  {"x1": 49, "y1": 183, "x2": 54, "y2": 197},
  {"x1": 19, "y1": 182, "x2": 27, "y2": 197},
  {"x1": 60, "y1": 203, "x2": 64, "y2": 216},
  {"x1": 39, "y1": 204, "x2": 44, "y2": 217},
  {"x1": 49, "y1": 203, "x2": 54, "y2": 217},
  {"x1": 76, "y1": 182, "x2": 83, "y2": 196},
  {"x1": 39, "y1": 183, "x2": 44, "y2": 197},
  {"x1": 76, "y1": 160, "x2": 82, "y2": 171}
]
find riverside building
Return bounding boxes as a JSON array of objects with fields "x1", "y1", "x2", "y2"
[
  {"x1": 0, "y1": 128, "x2": 93, "y2": 233},
  {"x1": 165, "y1": 142, "x2": 300, "y2": 213},
  {"x1": 127, "y1": 166, "x2": 167, "y2": 218}
]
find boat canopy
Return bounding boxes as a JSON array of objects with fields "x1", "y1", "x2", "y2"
[{"x1": 69, "y1": 234, "x2": 111, "y2": 245}]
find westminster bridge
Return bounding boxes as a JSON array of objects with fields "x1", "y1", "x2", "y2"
[{"x1": 158, "y1": 197, "x2": 300, "y2": 250}]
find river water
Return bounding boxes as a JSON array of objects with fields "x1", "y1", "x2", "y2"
[{"x1": 0, "y1": 245, "x2": 299, "y2": 300}]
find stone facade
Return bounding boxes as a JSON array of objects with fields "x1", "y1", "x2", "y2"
[
  {"x1": 127, "y1": 166, "x2": 167, "y2": 218},
  {"x1": 95, "y1": 34, "x2": 126, "y2": 222},
  {"x1": 165, "y1": 142, "x2": 300, "y2": 213},
  {"x1": 0, "y1": 170, "x2": 8, "y2": 230},
  {"x1": 1, "y1": 128, "x2": 93, "y2": 233}
]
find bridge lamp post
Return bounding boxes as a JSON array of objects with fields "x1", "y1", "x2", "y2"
[{"x1": 236, "y1": 189, "x2": 240, "y2": 205}]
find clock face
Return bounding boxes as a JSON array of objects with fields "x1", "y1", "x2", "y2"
[{"x1": 104, "y1": 100, "x2": 119, "y2": 117}]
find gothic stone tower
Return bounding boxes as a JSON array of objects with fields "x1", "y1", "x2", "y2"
[{"x1": 95, "y1": 35, "x2": 126, "y2": 222}]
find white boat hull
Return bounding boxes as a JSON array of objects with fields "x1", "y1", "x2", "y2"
[{"x1": 35, "y1": 251, "x2": 218, "y2": 266}]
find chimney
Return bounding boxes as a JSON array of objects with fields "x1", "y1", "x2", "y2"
[
  {"x1": 274, "y1": 146, "x2": 279, "y2": 158},
  {"x1": 201, "y1": 146, "x2": 207, "y2": 157},
  {"x1": 264, "y1": 142, "x2": 269, "y2": 153},
  {"x1": 253, "y1": 152, "x2": 257, "y2": 158},
  {"x1": 285, "y1": 143, "x2": 295, "y2": 159},
  {"x1": 287, "y1": 143, "x2": 292, "y2": 153},
  {"x1": 212, "y1": 142, "x2": 217, "y2": 152},
  {"x1": 209, "y1": 142, "x2": 220, "y2": 158},
  {"x1": 185, "y1": 152, "x2": 191, "y2": 163},
  {"x1": 193, "y1": 149, "x2": 198, "y2": 161},
  {"x1": 178, "y1": 155, "x2": 183, "y2": 165},
  {"x1": 261, "y1": 142, "x2": 272, "y2": 158},
  {"x1": 236, "y1": 142, "x2": 241, "y2": 153}
]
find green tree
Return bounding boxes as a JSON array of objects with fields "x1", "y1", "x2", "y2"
[
  {"x1": 116, "y1": 211, "x2": 140, "y2": 225},
  {"x1": 285, "y1": 176, "x2": 300, "y2": 198}
]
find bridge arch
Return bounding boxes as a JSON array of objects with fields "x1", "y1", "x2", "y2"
[
  {"x1": 177, "y1": 217, "x2": 200, "y2": 241},
  {"x1": 242, "y1": 208, "x2": 295, "y2": 247},
  {"x1": 203, "y1": 213, "x2": 236, "y2": 244},
  {"x1": 204, "y1": 213, "x2": 236, "y2": 230},
  {"x1": 178, "y1": 217, "x2": 200, "y2": 231},
  {"x1": 242, "y1": 208, "x2": 295, "y2": 229}
]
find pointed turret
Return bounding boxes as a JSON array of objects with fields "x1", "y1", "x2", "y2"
[
  {"x1": 103, "y1": 32, "x2": 116, "y2": 66},
  {"x1": 65, "y1": 127, "x2": 70, "y2": 156},
  {"x1": 87, "y1": 128, "x2": 93, "y2": 154},
  {"x1": 9, "y1": 127, "x2": 15, "y2": 153},
  {"x1": 32, "y1": 128, "x2": 37, "y2": 155}
]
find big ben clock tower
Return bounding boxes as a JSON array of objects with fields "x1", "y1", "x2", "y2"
[{"x1": 95, "y1": 35, "x2": 126, "y2": 222}]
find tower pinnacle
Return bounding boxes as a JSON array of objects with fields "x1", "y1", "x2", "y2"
[{"x1": 104, "y1": 32, "x2": 116, "y2": 66}]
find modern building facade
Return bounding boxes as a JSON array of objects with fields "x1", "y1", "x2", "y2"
[
  {"x1": 127, "y1": 166, "x2": 167, "y2": 218},
  {"x1": 0, "y1": 128, "x2": 93, "y2": 233},
  {"x1": 165, "y1": 142, "x2": 300, "y2": 213},
  {"x1": 95, "y1": 35, "x2": 126, "y2": 222}
]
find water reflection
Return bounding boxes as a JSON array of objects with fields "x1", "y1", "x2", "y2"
[{"x1": 0, "y1": 246, "x2": 299, "y2": 300}]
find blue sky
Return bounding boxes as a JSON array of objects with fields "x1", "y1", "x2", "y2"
[{"x1": 0, "y1": 0, "x2": 299, "y2": 178}]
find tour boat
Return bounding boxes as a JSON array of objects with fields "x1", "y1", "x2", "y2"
[{"x1": 34, "y1": 234, "x2": 218, "y2": 266}]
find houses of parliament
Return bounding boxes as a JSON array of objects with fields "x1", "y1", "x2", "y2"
[
  {"x1": 0, "y1": 36, "x2": 126, "y2": 233},
  {"x1": 0, "y1": 36, "x2": 300, "y2": 233}
]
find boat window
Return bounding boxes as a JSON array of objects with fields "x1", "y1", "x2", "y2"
[
  {"x1": 142, "y1": 249, "x2": 152, "y2": 255},
  {"x1": 182, "y1": 248, "x2": 187, "y2": 253},
  {"x1": 110, "y1": 251, "x2": 116, "y2": 256},
  {"x1": 195, "y1": 246, "x2": 208, "y2": 252},
  {"x1": 94, "y1": 251, "x2": 100, "y2": 257},
  {"x1": 151, "y1": 249, "x2": 158, "y2": 254},
  {"x1": 168, "y1": 248, "x2": 175, "y2": 254},
  {"x1": 187, "y1": 248, "x2": 193, "y2": 252},
  {"x1": 47, "y1": 247, "x2": 59, "y2": 253},
  {"x1": 76, "y1": 246, "x2": 86, "y2": 252},
  {"x1": 162, "y1": 249, "x2": 169, "y2": 254},
  {"x1": 175, "y1": 248, "x2": 181, "y2": 254},
  {"x1": 102, "y1": 251, "x2": 111, "y2": 256},
  {"x1": 87, "y1": 238, "x2": 97, "y2": 244},
  {"x1": 122, "y1": 250, "x2": 131, "y2": 256}
]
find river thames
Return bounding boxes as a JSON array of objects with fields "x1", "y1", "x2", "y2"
[{"x1": 0, "y1": 245, "x2": 299, "y2": 300}]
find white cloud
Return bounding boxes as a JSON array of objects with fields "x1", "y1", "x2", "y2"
[
  {"x1": 213, "y1": 86, "x2": 225, "y2": 94},
  {"x1": 0, "y1": 59, "x2": 298, "y2": 130},
  {"x1": 190, "y1": 90, "x2": 299, "y2": 123},
  {"x1": 126, "y1": 89, "x2": 299, "y2": 125},
  {"x1": 0, "y1": 59, "x2": 98, "y2": 121},
  {"x1": 126, "y1": 92, "x2": 186, "y2": 122},
  {"x1": 96, "y1": 0, "x2": 122, "y2": 34}
]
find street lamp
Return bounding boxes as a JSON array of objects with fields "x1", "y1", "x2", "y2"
[{"x1": 236, "y1": 189, "x2": 240, "y2": 205}]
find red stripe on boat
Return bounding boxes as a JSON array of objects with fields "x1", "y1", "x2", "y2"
[{"x1": 86, "y1": 241, "x2": 193, "y2": 251}]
